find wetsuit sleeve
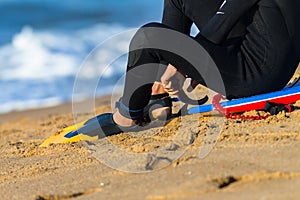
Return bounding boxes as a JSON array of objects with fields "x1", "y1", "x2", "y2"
[
  {"x1": 162, "y1": 0, "x2": 193, "y2": 35},
  {"x1": 201, "y1": 0, "x2": 259, "y2": 44}
]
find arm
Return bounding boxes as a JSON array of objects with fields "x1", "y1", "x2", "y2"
[
  {"x1": 162, "y1": 0, "x2": 193, "y2": 35},
  {"x1": 201, "y1": 0, "x2": 259, "y2": 44},
  {"x1": 157, "y1": 0, "x2": 193, "y2": 95}
]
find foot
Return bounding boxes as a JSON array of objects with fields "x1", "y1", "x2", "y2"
[
  {"x1": 113, "y1": 111, "x2": 137, "y2": 127},
  {"x1": 150, "y1": 82, "x2": 172, "y2": 120},
  {"x1": 151, "y1": 106, "x2": 171, "y2": 120}
]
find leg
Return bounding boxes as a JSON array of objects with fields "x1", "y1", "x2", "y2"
[
  {"x1": 145, "y1": 0, "x2": 195, "y2": 119},
  {"x1": 114, "y1": 22, "x2": 222, "y2": 126}
]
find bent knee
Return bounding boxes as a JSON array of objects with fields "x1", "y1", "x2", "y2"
[
  {"x1": 141, "y1": 22, "x2": 167, "y2": 29},
  {"x1": 130, "y1": 22, "x2": 168, "y2": 49}
]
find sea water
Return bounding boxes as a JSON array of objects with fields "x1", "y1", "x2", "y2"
[{"x1": 0, "y1": 0, "x2": 164, "y2": 113}]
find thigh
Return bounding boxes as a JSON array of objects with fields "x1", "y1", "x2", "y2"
[{"x1": 129, "y1": 22, "x2": 249, "y2": 98}]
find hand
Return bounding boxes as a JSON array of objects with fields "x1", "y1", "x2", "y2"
[{"x1": 161, "y1": 64, "x2": 185, "y2": 95}]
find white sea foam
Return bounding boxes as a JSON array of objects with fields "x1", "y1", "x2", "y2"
[
  {"x1": 0, "y1": 97, "x2": 63, "y2": 113},
  {"x1": 0, "y1": 23, "x2": 134, "y2": 113},
  {"x1": 0, "y1": 23, "x2": 132, "y2": 81}
]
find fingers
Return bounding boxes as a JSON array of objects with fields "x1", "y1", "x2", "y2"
[
  {"x1": 164, "y1": 88, "x2": 179, "y2": 95},
  {"x1": 162, "y1": 80, "x2": 170, "y2": 91},
  {"x1": 162, "y1": 76, "x2": 182, "y2": 95},
  {"x1": 160, "y1": 64, "x2": 187, "y2": 95},
  {"x1": 163, "y1": 81, "x2": 178, "y2": 94},
  {"x1": 161, "y1": 80, "x2": 170, "y2": 89},
  {"x1": 161, "y1": 64, "x2": 177, "y2": 86}
]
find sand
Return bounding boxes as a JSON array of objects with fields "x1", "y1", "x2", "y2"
[{"x1": 0, "y1": 68, "x2": 299, "y2": 200}]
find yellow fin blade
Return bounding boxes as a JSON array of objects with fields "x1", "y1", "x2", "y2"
[{"x1": 39, "y1": 120, "x2": 98, "y2": 147}]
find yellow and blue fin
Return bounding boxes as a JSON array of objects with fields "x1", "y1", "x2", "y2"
[{"x1": 40, "y1": 116, "x2": 100, "y2": 147}]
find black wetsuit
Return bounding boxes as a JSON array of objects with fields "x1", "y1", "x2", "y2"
[{"x1": 120, "y1": 0, "x2": 300, "y2": 119}]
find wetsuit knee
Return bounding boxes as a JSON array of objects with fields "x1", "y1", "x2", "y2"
[
  {"x1": 141, "y1": 22, "x2": 168, "y2": 29},
  {"x1": 129, "y1": 22, "x2": 166, "y2": 51},
  {"x1": 128, "y1": 22, "x2": 171, "y2": 67}
]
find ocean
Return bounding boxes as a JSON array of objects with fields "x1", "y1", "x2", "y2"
[{"x1": 0, "y1": 0, "x2": 164, "y2": 113}]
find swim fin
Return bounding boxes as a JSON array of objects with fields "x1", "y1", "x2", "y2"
[
  {"x1": 39, "y1": 118, "x2": 98, "y2": 147},
  {"x1": 40, "y1": 113, "x2": 132, "y2": 147},
  {"x1": 39, "y1": 112, "x2": 119, "y2": 147}
]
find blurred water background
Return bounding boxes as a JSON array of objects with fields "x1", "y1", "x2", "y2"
[{"x1": 0, "y1": 0, "x2": 164, "y2": 113}]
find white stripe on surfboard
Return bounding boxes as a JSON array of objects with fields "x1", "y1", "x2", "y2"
[{"x1": 224, "y1": 91, "x2": 300, "y2": 109}]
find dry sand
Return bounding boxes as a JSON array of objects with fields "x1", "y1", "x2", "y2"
[{"x1": 0, "y1": 68, "x2": 299, "y2": 200}]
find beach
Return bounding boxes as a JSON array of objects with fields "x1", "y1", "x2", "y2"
[
  {"x1": 0, "y1": 67, "x2": 299, "y2": 200},
  {"x1": 1, "y1": 0, "x2": 299, "y2": 198}
]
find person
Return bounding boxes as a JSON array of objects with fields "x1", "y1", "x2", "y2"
[{"x1": 96, "y1": 0, "x2": 300, "y2": 136}]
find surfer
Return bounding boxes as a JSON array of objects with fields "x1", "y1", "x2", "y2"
[{"x1": 87, "y1": 0, "x2": 300, "y2": 135}]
